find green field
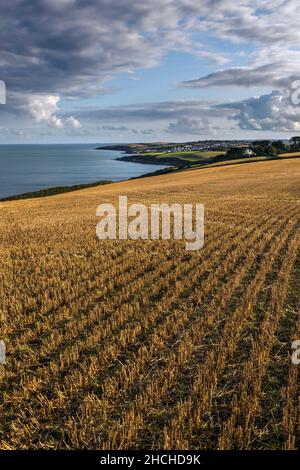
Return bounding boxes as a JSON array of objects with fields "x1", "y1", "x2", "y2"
[
  {"x1": 140, "y1": 150, "x2": 224, "y2": 161},
  {"x1": 140, "y1": 150, "x2": 300, "y2": 170}
]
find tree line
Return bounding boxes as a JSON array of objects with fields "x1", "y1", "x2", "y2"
[{"x1": 227, "y1": 136, "x2": 300, "y2": 159}]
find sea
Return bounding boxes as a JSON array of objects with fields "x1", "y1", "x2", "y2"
[{"x1": 0, "y1": 144, "x2": 167, "y2": 199}]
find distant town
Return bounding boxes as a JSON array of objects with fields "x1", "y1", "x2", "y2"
[
  {"x1": 136, "y1": 138, "x2": 299, "y2": 157},
  {"x1": 98, "y1": 137, "x2": 300, "y2": 170}
]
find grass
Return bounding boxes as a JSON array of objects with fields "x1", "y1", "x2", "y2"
[
  {"x1": 0, "y1": 180, "x2": 112, "y2": 202},
  {"x1": 138, "y1": 150, "x2": 224, "y2": 161},
  {"x1": 183, "y1": 151, "x2": 300, "y2": 171},
  {"x1": 123, "y1": 150, "x2": 300, "y2": 173},
  {"x1": 279, "y1": 151, "x2": 300, "y2": 157}
]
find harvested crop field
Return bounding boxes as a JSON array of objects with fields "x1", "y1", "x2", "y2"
[{"x1": 0, "y1": 158, "x2": 300, "y2": 450}]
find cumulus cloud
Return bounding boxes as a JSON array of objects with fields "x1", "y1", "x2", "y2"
[
  {"x1": 28, "y1": 95, "x2": 59, "y2": 124},
  {"x1": 28, "y1": 94, "x2": 63, "y2": 127},
  {"x1": 219, "y1": 90, "x2": 300, "y2": 132},
  {"x1": 50, "y1": 115, "x2": 64, "y2": 129},
  {"x1": 66, "y1": 116, "x2": 82, "y2": 129},
  {"x1": 177, "y1": 1, "x2": 300, "y2": 135},
  {"x1": 28, "y1": 94, "x2": 81, "y2": 129}
]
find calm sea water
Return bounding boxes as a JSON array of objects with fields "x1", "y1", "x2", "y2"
[{"x1": 0, "y1": 144, "x2": 167, "y2": 199}]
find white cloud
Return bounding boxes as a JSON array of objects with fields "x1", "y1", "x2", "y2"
[
  {"x1": 28, "y1": 95, "x2": 61, "y2": 125},
  {"x1": 197, "y1": 0, "x2": 300, "y2": 46},
  {"x1": 178, "y1": 2, "x2": 300, "y2": 134},
  {"x1": 50, "y1": 115, "x2": 64, "y2": 129},
  {"x1": 0, "y1": 0, "x2": 230, "y2": 100},
  {"x1": 29, "y1": 94, "x2": 64, "y2": 129},
  {"x1": 219, "y1": 90, "x2": 300, "y2": 132},
  {"x1": 28, "y1": 95, "x2": 82, "y2": 130},
  {"x1": 181, "y1": 46, "x2": 300, "y2": 91},
  {"x1": 66, "y1": 116, "x2": 82, "y2": 129}
]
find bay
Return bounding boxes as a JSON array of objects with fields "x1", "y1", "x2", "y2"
[{"x1": 0, "y1": 143, "x2": 167, "y2": 199}]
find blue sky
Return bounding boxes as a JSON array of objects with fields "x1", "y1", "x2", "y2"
[{"x1": 0, "y1": 0, "x2": 300, "y2": 143}]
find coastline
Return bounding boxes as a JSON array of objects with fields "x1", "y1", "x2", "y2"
[
  {"x1": 0, "y1": 144, "x2": 170, "y2": 202},
  {"x1": 0, "y1": 180, "x2": 112, "y2": 202},
  {"x1": 0, "y1": 164, "x2": 175, "y2": 202},
  {"x1": 97, "y1": 143, "x2": 199, "y2": 167},
  {"x1": 3, "y1": 149, "x2": 300, "y2": 203},
  {"x1": 115, "y1": 154, "x2": 186, "y2": 166}
]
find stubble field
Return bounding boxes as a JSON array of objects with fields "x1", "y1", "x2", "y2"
[{"x1": 0, "y1": 158, "x2": 299, "y2": 449}]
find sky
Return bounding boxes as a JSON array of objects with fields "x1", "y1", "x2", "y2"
[{"x1": 1, "y1": 0, "x2": 300, "y2": 143}]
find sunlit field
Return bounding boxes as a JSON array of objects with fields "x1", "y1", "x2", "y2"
[{"x1": 1, "y1": 158, "x2": 300, "y2": 450}]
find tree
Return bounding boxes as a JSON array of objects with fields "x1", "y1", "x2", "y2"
[
  {"x1": 290, "y1": 136, "x2": 300, "y2": 150},
  {"x1": 266, "y1": 145, "x2": 278, "y2": 156},
  {"x1": 252, "y1": 145, "x2": 265, "y2": 156},
  {"x1": 226, "y1": 147, "x2": 245, "y2": 159},
  {"x1": 272, "y1": 140, "x2": 285, "y2": 153},
  {"x1": 252, "y1": 140, "x2": 271, "y2": 148}
]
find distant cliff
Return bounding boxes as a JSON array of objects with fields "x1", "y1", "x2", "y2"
[
  {"x1": 115, "y1": 155, "x2": 186, "y2": 166},
  {"x1": 96, "y1": 144, "x2": 136, "y2": 153}
]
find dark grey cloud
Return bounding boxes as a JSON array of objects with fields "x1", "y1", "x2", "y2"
[
  {"x1": 2, "y1": 0, "x2": 300, "y2": 138},
  {"x1": 74, "y1": 99, "x2": 229, "y2": 122},
  {"x1": 180, "y1": 64, "x2": 288, "y2": 89},
  {"x1": 69, "y1": 99, "x2": 232, "y2": 137},
  {"x1": 180, "y1": 59, "x2": 300, "y2": 90},
  {"x1": 0, "y1": 0, "x2": 222, "y2": 99},
  {"x1": 1, "y1": 1, "x2": 299, "y2": 99}
]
